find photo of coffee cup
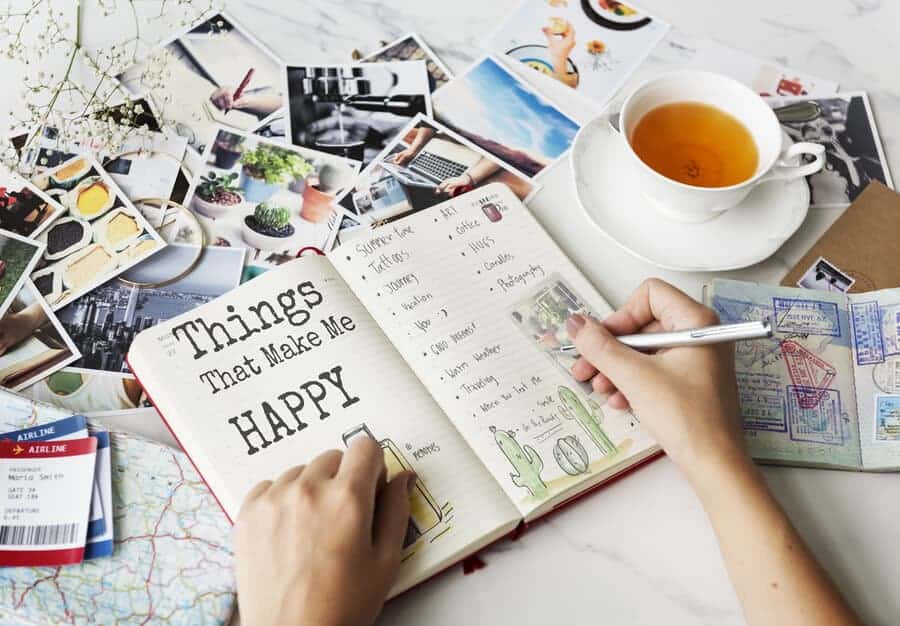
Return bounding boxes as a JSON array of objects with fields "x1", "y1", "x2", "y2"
[{"x1": 617, "y1": 70, "x2": 826, "y2": 222}]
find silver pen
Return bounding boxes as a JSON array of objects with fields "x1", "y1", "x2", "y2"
[{"x1": 555, "y1": 320, "x2": 772, "y2": 353}]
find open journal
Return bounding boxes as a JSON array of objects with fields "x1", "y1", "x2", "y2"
[
  {"x1": 128, "y1": 183, "x2": 659, "y2": 596},
  {"x1": 706, "y1": 279, "x2": 900, "y2": 471}
]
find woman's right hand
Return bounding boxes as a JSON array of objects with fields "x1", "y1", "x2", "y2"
[{"x1": 566, "y1": 278, "x2": 747, "y2": 484}]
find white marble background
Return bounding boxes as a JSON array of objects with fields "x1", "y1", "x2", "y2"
[{"x1": 3, "y1": 1, "x2": 900, "y2": 624}]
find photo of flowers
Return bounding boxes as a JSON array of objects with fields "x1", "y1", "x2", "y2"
[
  {"x1": 432, "y1": 56, "x2": 580, "y2": 178},
  {"x1": 29, "y1": 155, "x2": 165, "y2": 311},
  {"x1": 185, "y1": 126, "x2": 361, "y2": 270},
  {"x1": 486, "y1": 0, "x2": 668, "y2": 106}
]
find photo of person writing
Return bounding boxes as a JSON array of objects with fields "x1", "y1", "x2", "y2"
[{"x1": 335, "y1": 116, "x2": 537, "y2": 242}]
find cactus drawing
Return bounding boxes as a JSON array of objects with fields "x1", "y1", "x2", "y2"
[
  {"x1": 558, "y1": 386, "x2": 617, "y2": 456},
  {"x1": 490, "y1": 426, "x2": 548, "y2": 499},
  {"x1": 553, "y1": 435, "x2": 590, "y2": 476}
]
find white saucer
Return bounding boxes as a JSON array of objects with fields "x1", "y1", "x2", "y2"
[{"x1": 570, "y1": 117, "x2": 810, "y2": 272}]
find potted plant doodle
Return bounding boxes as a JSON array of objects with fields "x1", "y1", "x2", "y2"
[
  {"x1": 239, "y1": 144, "x2": 311, "y2": 203},
  {"x1": 242, "y1": 201, "x2": 295, "y2": 250},
  {"x1": 192, "y1": 172, "x2": 243, "y2": 218}
]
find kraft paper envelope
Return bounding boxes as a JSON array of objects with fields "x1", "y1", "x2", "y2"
[{"x1": 782, "y1": 181, "x2": 900, "y2": 292}]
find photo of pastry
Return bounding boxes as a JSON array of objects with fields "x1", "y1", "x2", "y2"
[
  {"x1": 486, "y1": 0, "x2": 668, "y2": 104},
  {"x1": 333, "y1": 114, "x2": 538, "y2": 244},
  {"x1": 29, "y1": 155, "x2": 165, "y2": 311},
  {"x1": 768, "y1": 93, "x2": 893, "y2": 208},
  {"x1": 21, "y1": 367, "x2": 149, "y2": 415},
  {"x1": 185, "y1": 125, "x2": 360, "y2": 270},
  {"x1": 0, "y1": 165, "x2": 65, "y2": 237},
  {"x1": 116, "y1": 12, "x2": 285, "y2": 163},
  {"x1": 432, "y1": 56, "x2": 580, "y2": 178},
  {"x1": 362, "y1": 33, "x2": 454, "y2": 92},
  {"x1": 0, "y1": 280, "x2": 80, "y2": 391},
  {"x1": 55, "y1": 244, "x2": 244, "y2": 374},
  {"x1": 285, "y1": 61, "x2": 431, "y2": 165},
  {"x1": 0, "y1": 228, "x2": 45, "y2": 321}
]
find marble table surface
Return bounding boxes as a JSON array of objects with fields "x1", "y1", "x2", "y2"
[{"x1": 4, "y1": 1, "x2": 900, "y2": 624}]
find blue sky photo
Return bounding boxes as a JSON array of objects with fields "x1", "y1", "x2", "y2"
[{"x1": 433, "y1": 57, "x2": 579, "y2": 175}]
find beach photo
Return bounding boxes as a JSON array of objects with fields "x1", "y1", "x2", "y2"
[
  {"x1": 286, "y1": 61, "x2": 431, "y2": 165},
  {"x1": 186, "y1": 126, "x2": 360, "y2": 268},
  {"x1": 334, "y1": 114, "x2": 538, "y2": 243},
  {"x1": 116, "y1": 12, "x2": 285, "y2": 161},
  {"x1": 432, "y1": 56, "x2": 580, "y2": 178},
  {"x1": 55, "y1": 244, "x2": 244, "y2": 374},
  {"x1": 29, "y1": 156, "x2": 165, "y2": 311},
  {"x1": 0, "y1": 280, "x2": 80, "y2": 391}
]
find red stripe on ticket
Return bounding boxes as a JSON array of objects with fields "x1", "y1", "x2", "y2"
[
  {"x1": 0, "y1": 437, "x2": 97, "y2": 459},
  {"x1": 0, "y1": 546, "x2": 85, "y2": 566}
]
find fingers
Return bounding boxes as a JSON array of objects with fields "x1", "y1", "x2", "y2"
[
  {"x1": 303, "y1": 449, "x2": 343, "y2": 482},
  {"x1": 238, "y1": 479, "x2": 273, "y2": 517},
  {"x1": 373, "y1": 471, "x2": 414, "y2": 554},
  {"x1": 608, "y1": 278, "x2": 718, "y2": 334},
  {"x1": 337, "y1": 437, "x2": 386, "y2": 519},
  {"x1": 272, "y1": 464, "x2": 305, "y2": 489},
  {"x1": 567, "y1": 314, "x2": 648, "y2": 391}
]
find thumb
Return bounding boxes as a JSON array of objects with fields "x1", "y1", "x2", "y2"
[
  {"x1": 373, "y1": 471, "x2": 414, "y2": 557},
  {"x1": 568, "y1": 314, "x2": 648, "y2": 392}
]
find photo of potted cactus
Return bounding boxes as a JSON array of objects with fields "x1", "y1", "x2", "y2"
[
  {"x1": 192, "y1": 172, "x2": 243, "y2": 218},
  {"x1": 239, "y1": 144, "x2": 313, "y2": 203},
  {"x1": 242, "y1": 201, "x2": 296, "y2": 250}
]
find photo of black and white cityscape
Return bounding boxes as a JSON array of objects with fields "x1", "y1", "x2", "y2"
[{"x1": 56, "y1": 245, "x2": 245, "y2": 373}]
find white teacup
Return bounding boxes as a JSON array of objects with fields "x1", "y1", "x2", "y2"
[{"x1": 618, "y1": 70, "x2": 826, "y2": 222}]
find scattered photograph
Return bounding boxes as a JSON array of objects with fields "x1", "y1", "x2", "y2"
[
  {"x1": 509, "y1": 274, "x2": 595, "y2": 393},
  {"x1": 0, "y1": 229, "x2": 45, "y2": 320},
  {"x1": 0, "y1": 165, "x2": 66, "y2": 237},
  {"x1": 55, "y1": 244, "x2": 244, "y2": 374},
  {"x1": 21, "y1": 367, "x2": 149, "y2": 414},
  {"x1": 16, "y1": 122, "x2": 189, "y2": 206},
  {"x1": 0, "y1": 280, "x2": 80, "y2": 391},
  {"x1": 285, "y1": 60, "x2": 432, "y2": 165},
  {"x1": 662, "y1": 32, "x2": 839, "y2": 96},
  {"x1": 487, "y1": 0, "x2": 668, "y2": 105},
  {"x1": 29, "y1": 155, "x2": 165, "y2": 311},
  {"x1": 185, "y1": 125, "x2": 360, "y2": 269},
  {"x1": 769, "y1": 93, "x2": 893, "y2": 208},
  {"x1": 797, "y1": 256, "x2": 856, "y2": 293},
  {"x1": 333, "y1": 114, "x2": 539, "y2": 243},
  {"x1": 432, "y1": 56, "x2": 580, "y2": 178},
  {"x1": 362, "y1": 33, "x2": 454, "y2": 92},
  {"x1": 116, "y1": 12, "x2": 285, "y2": 161}
]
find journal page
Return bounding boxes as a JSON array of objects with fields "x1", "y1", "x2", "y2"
[
  {"x1": 128, "y1": 255, "x2": 520, "y2": 596},
  {"x1": 849, "y1": 289, "x2": 900, "y2": 470},
  {"x1": 332, "y1": 184, "x2": 658, "y2": 519},
  {"x1": 707, "y1": 279, "x2": 862, "y2": 468}
]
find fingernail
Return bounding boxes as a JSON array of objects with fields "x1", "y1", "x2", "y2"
[
  {"x1": 405, "y1": 473, "x2": 417, "y2": 494},
  {"x1": 566, "y1": 314, "x2": 586, "y2": 338}
]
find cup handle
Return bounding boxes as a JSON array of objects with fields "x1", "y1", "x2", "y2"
[{"x1": 758, "y1": 141, "x2": 826, "y2": 184}]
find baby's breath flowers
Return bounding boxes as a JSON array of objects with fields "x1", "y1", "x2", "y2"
[{"x1": 0, "y1": 0, "x2": 214, "y2": 172}]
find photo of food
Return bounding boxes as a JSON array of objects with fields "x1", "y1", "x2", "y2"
[
  {"x1": 432, "y1": 56, "x2": 580, "y2": 178},
  {"x1": 0, "y1": 228, "x2": 45, "y2": 321},
  {"x1": 362, "y1": 33, "x2": 454, "y2": 92},
  {"x1": 116, "y1": 12, "x2": 285, "y2": 164},
  {"x1": 487, "y1": 0, "x2": 668, "y2": 104},
  {"x1": 285, "y1": 61, "x2": 431, "y2": 165},
  {"x1": 0, "y1": 280, "x2": 80, "y2": 391},
  {"x1": 29, "y1": 155, "x2": 165, "y2": 311},
  {"x1": 22, "y1": 367, "x2": 149, "y2": 415},
  {"x1": 0, "y1": 166, "x2": 66, "y2": 237},
  {"x1": 333, "y1": 114, "x2": 538, "y2": 244},
  {"x1": 186, "y1": 126, "x2": 360, "y2": 269},
  {"x1": 56, "y1": 244, "x2": 244, "y2": 374}
]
